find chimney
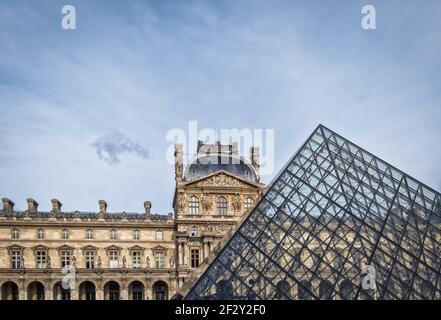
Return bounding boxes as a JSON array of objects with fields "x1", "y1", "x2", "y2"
[
  {"x1": 99, "y1": 200, "x2": 107, "y2": 214},
  {"x1": 174, "y1": 144, "x2": 184, "y2": 182},
  {"x1": 250, "y1": 146, "x2": 260, "y2": 176},
  {"x1": 26, "y1": 198, "x2": 39, "y2": 213},
  {"x1": 51, "y1": 199, "x2": 62, "y2": 213},
  {"x1": 144, "y1": 201, "x2": 152, "y2": 214},
  {"x1": 2, "y1": 198, "x2": 14, "y2": 213}
]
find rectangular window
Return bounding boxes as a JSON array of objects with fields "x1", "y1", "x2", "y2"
[
  {"x1": 61, "y1": 251, "x2": 70, "y2": 268},
  {"x1": 133, "y1": 230, "x2": 140, "y2": 240},
  {"x1": 85, "y1": 251, "x2": 94, "y2": 269},
  {"x1": 132, "y1": 252, "x2": 141, "y2": 269},
  {"x1": 191, "y1": 249, "x2": 200, "y2": 268},
  {"x1": 155, "y1": 231, "x2": 163, "y2": 240},
  {"x1": 109, "y1": 251, "x2": 118, "y2": 268},
  {"x1": 62, "y1": 229, "x2": 69, "y2": 239},
  {"x1": 36, "y1": 250, "x2": 47, "y2": 269},
  {"x1": 155, "y1": 251, "x2": 164, "y2": 269},
  {"x1": 11, "y1": 251, "x2": 22, "y2": 269},
  {"x1": 86, "y1": 229, "x2": 93, "y2": 240}
]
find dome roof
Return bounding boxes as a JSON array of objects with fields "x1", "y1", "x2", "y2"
[{"x1": 184, "y1": 155, "x2": 258, "y2": 183}]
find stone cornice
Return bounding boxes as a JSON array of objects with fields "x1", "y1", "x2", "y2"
[{"x1": 0, "y1": 221, "x2": 174, "y2": 229}]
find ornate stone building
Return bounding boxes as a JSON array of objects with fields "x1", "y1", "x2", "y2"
[{"x1": 0, "y1": 141, "x2": 265, "y2": 300}]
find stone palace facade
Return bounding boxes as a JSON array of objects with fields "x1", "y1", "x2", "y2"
[{"x1": 0, "y1": 141, "x2": 265, "y2": 300}]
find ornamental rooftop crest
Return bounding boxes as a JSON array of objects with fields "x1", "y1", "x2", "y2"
[{"x1": 180, "y1": 124, "x2": 441, "y2": 300}]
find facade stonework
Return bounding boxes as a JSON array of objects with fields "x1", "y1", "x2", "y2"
[{"x1": 0, "y1": 142, "x2": 265, "y2": 300}]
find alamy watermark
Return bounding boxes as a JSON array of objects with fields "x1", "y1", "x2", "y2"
[{"x1": 165, "y1": 121, "x2": 275, "y2": 177}]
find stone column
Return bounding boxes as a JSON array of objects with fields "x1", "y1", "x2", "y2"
[
  {"x1": 145, "y1": 279, "x2": 152, "y2": 300},
  {"x1": 96, "y1": 285, "x2": 104, "y2": 300},
  {"x1": 178, "y1": 242, "x2": 183, "y2": 266},
  {"x1": 121, "y1": 282, "x2": 129, "y2": 300},
  {"x1": 71, "y1": 288, "x2": 79, "y2": 300},
  {"x1": 19, "y1": 288, "x2": 26, "y2": 300},
  {"x1": 45, "y1": 288, "x2": 53, "y2": 300},
  {"x1": 182, "y1": 243, "x2": 186, "y2": 266},
  {"x1": 204, "y1": 242, "x2": 209, "y2": 259}
]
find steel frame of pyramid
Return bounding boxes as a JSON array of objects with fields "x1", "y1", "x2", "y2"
[{"x1": 183, "y1": 125, "x2": 441, "y2": 300}]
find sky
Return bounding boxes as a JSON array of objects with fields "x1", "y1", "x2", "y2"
[{"x1": 0, "y1": 0, "x2": 440, "y2": 214}]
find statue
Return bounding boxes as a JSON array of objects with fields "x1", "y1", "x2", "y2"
[
  {"x1": 122, "y1": 256, "x2": 127, "y2": 269},
  {"x1": 72, "y1": 255, "x2": 77, "y2": 267},
  {"x1": 146, "y1": 256, "x2": 151, "y2": 270},
  {"x1": 46, "y1": 256, "x2": 51, "y2": 269},
  {"x1": 169, "y1": 256, "x2": 175, "y2": 268},
  {"x1": 232, "y1": 194, "x2": 241, "y2": 211},
  {"x1": 97, "y1": 256, "x2": 102, "y2": 268},
  {"x1": 201, "y1": 193, "x2": 212, "y2": 211},
  {"x1": 20, "y1": 256, "x2": 25, "y2": 269}
]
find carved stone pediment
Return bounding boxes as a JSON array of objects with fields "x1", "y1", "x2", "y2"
[{"x1": 186, "y1": 171, "x2": 256, "y2": 188}]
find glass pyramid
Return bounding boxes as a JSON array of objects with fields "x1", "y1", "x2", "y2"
[{"x1": 184, "y1": 125, "x2": 441, "y2": 300}]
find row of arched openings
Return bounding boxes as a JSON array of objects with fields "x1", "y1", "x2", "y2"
[
  {"x1": 213, "y1": 279, "x2": 436, "y2": 300},
  {"x1": 1, "y1": 280, "x2": 168, "y2": 300}
]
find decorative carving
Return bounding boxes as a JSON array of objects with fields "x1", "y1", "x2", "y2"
[
  {"x1": 195, "y1": 173, "x2": 246, "y2": 188},
  {"x1": 232, "y1": 194, "x2": 242, "y2": 211},
  {"x1": 176, "y1": 192, "x2": 185, "y2": 211},
  {"x1": 201, "y1": 193, "x2": 212, "y2": 211},
  {"x1": 146, "y1": 256, "x2": 151, "y2": 270},
  {"x1": 214, "y1": 224, "x2": 232, "y2": 234}
]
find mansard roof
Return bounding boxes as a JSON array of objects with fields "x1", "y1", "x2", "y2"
[{"x1": 184, "y1": 154, "x2": 259, "y2": 183}]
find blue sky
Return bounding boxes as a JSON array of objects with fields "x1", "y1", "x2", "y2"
[{"x1": 0, "y1": 0, "x2": 440, "y2": 214}]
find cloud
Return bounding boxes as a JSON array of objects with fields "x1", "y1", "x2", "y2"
[{"x1": 92, "y1": 129, "x2": 149, "y2": 166}]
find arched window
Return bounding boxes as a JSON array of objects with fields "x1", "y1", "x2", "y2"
[
  {"x1": 129, "y1": 281, "x2": 145, "y2": 300},
  {"x1": 86, "y1": 229, "x2": 93, "y2": 240},
  {"x1": 110, "y1": 229, "x2": 117, "y2": 240},
  {"x1": 1, "y1": 281, "x2": 19, "y2": 300},
  {"x1": 319, "y1": 281, "x2": 333, "y2": 300},
  {"x1": 217, "y1": 197, "x2": 228, "y2": 215},
  {"x1": 153, "y1": 281, "x2": 168, "y2": 300},
  {"x1": 27, "y1": 281, "x2": 45, "y2": 300},
  {"x1": 244, "y1": 197, "x2": 254, "y2": 209},
  {"x1": 36, "y1": 228, "x2": 44, "y2": 239},
  {"x1": 188, "y1": 196, "x2": 200, "y2": 215},
  {"x1": 298, "y1": 280, "x2": 312, "y2": 300},
  {"x1": 61, "y1": 229, "x2": 69, "y2": 239},
  {"x1": 274, "y1": 280, "x2": 291, "y2": 300},
  {"x1": 216, "y1": 279, "x2": 234, "y2": 299},
  {"x1": 79, "y1": 281, "x2": 96, "y2": 300},
  {"x1": 11, "y1": 228, "x2": 19, "y2": 239}
]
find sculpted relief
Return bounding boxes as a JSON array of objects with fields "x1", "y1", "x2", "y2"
[{"x1": 195, "y1": 173, "x2": 243, "y2": 188}]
